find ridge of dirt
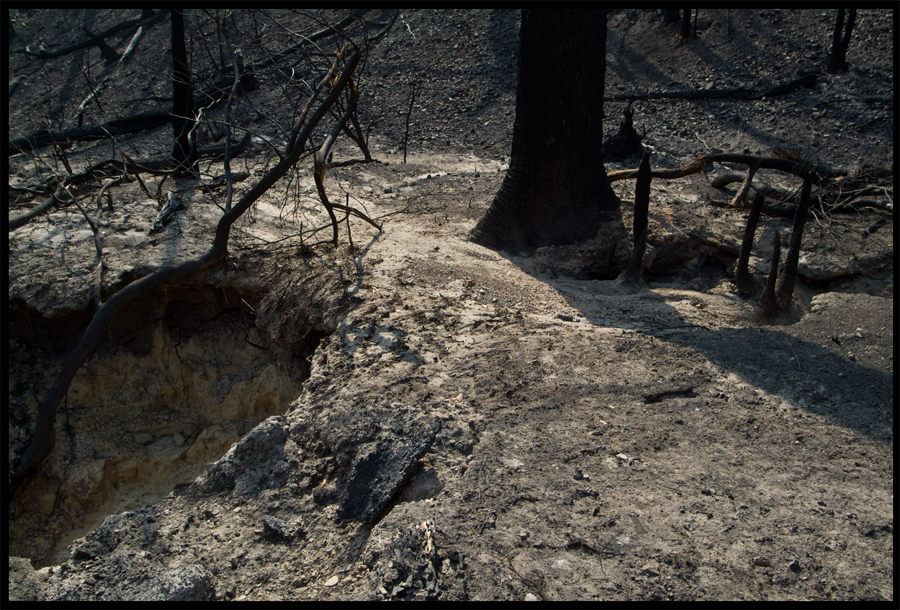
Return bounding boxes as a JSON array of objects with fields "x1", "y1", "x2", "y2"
[{"x1": 8, "y1": 9, "x2": 893, "y2": 602}]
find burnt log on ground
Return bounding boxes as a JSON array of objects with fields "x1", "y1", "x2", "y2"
[
  {"x1": 604, "y1": 73, "x2": 818, "y2": 102},
  {"x1": 7, "y1": 74, "x2": 259, "y2": 157}
]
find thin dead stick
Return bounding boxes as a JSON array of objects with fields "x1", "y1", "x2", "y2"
[
  {"x1": 729, "y1": 161, "x2": 760, "y2": 208},
  {"x1": 789, "y1": 345, "x2": 802, "y2": 372},
  {"x1": 345, "y1": 193, "x2": 353, "y2": 249}
]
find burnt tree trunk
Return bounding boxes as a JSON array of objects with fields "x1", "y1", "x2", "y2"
[
  {"x1": 759, "y1": 232, "x2": 780, "y2": 317},
  {"x1": 470, "y1": 10, "x2": 618, "y2": 251},
  {"x1": 681, "y1": 8, "x2": 693, "y2": 39},
  {"x1": 826, "y1": 8, "x2": 856, "y2": 74},
  {"x1": 775, "y1": 176, "x2": 812, "y2": 310},
  {"x1": 735, "y1": 193, "x2": 766, "y2": 296},
  {"x1": 171, "y1": 9, "x2": 195, "y2": 170},
  {"x1": 619, "y1": 151, "x2": 651, "y2": 285}
]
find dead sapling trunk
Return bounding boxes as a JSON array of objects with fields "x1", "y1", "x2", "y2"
[
  {"x1": 618, "y1": 151, "x2": 652, "y2": 286},
  {"x1": 9, "y1": 41, "x2": 366, "y2": 508},
  {"x1": 734, "y1": 192, "x2": 766, "y2": 296},
  {"x1": 775, "y1": 176, "x2": 812, "y2": 311},
  {"x1": 681, "y1": 9, "x2": 693, "y2": 39},
  {"x1": 827, "y1": 8, "x2": 857, "y2": 74},
  {"x1": 171, "y1": 9, "x2": 197, "y2": 173},
  {"x1": 759, "y1": 232, "x2": 781, "y2": 317}
]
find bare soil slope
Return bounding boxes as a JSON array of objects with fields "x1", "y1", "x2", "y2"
[{"x1": 8, "y1": 9, "x2": 893, "y2": 601}]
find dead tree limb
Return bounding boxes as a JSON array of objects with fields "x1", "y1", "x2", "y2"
[
  {"x1": 11, "y1": 10, "x2": 169, "y2": 59},
  {"x1": 8, "y1": 135, "x2": 251, "y2": 232},
  {"x1": 728, "y1": 161, "x2": 760, "y2": 209},
  {"x1": 81, "y1": 26, "x2": 121, "y2": 66},
  {"x1": 73, "y1": 21, "x2": 148, "y2": 126},
  {"x1": 223, "y1": 50, "x2": 244, "y2": 211},
  {"x1": 314, "y1": 76, "x2": 360, "y2": 244}
]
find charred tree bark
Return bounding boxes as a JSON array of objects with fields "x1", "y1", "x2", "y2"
[
  {"x1": 775, "y1": 177, "x2": 812, "y2": 310},
  {"x1": 619, "y1": 151, "x2": 651, "y2": 285},
  {"x1": 471, "y1": 9, "x2": 618, "y2": 251},
  {"x1": 170, "y1": 9, "x2": 196, "y2": 171},
  {"x1": 827, "y1": 8, "x2": 857, "y2": 74}
]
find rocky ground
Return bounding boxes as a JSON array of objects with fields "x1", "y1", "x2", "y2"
[{"x1": 7, "y1": 9, "x2": 894, "y2": 601}]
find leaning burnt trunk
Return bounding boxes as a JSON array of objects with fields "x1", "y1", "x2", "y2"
[{"x1": 470, "y1": 10, "x2": 618, "y2": 251}]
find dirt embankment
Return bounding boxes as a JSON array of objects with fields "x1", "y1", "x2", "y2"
[{"x1": 8, "y1": 9, "x2": 893, "y2": 601}]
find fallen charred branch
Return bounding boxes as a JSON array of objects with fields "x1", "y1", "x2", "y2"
[
  {"x1": 605, "y1": 73, "x2": 818, "y2": 102},
  {"x1": 608, "y1": 152, "x2": 846, "y2": 185},
  {"x1": 710, "y1": 167, "x2": 892, "y2": 215},
  {"x1": 8, "y1": 80, "x2": 258, "y2": 157}
]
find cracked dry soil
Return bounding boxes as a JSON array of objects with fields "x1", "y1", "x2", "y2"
[{"x1": 7, "y1": 9, "x2": 894, "y2": 601}]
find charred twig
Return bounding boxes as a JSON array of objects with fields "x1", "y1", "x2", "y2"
[
  {"x1": 503, "y1": 554, "x2": 549, "y2": 602},
  {"x1": 728, "y1": 161, "x2": 760, "y2": 209}
]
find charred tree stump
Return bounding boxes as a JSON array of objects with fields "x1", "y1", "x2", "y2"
[
  {"x1": 603, "y1": 100, "x2": 643, "y2": 162},
  {"x1": 759, "y1": 232, "x2": 780, "y2": 317},
  {"x1": 775, "y1": 176, "x2": 812, "y2": 311},
  {"x1": 619, "y1": 151, "x2": 652, "y2": 285},
  {"x1": 735, "y1": 192, "x2": 766, "y2": 296}
]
